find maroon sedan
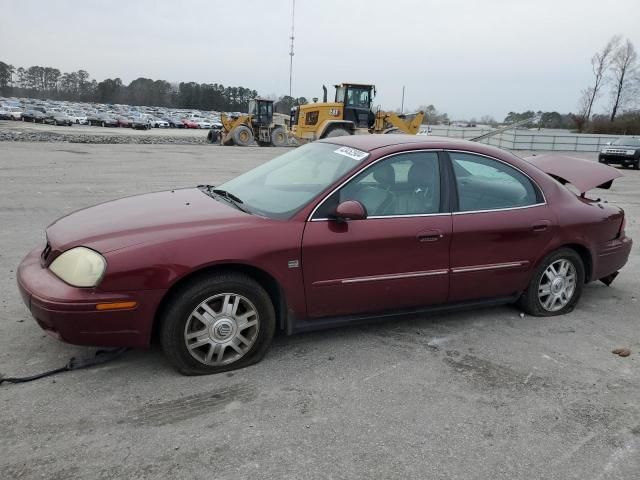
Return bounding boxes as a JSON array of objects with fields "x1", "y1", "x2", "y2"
[{"x1": 17, "y1": 136, "x2": 632, "y2": 375}]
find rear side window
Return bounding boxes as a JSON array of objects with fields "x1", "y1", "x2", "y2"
[{"x1": 449, "y1": 152, "x2": 539, "y2": 212}]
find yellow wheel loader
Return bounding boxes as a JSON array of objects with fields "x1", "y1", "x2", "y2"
[
  {"x1": 290, "y1": 83, "x2": 424, "y2": 142},
  {"x1": 207, "y1": 98, "x2": 288, "y2": 147}
]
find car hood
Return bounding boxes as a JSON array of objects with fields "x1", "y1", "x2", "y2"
[
  {"x1": 524, "y1": 154, "x2": 623, "y2": 194},
  {"x1": 46, "y1": 188, "x2": 256, "y2": 253}
]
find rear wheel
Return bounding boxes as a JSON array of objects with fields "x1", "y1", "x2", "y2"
[
  {"x1": 270, "y1": 127, "x2": 287, "y2": 147},
  {"x1": 324, "y1": 127, "x2": 351, "y2": 138},
  {"x1": 517, "y1": 248, "x2": 585, "y2": 316},
  {"x1": 232, "y1": 125, "x2": 254, "y2": 146},
  {"x1": 159, "y1": 272, "x2": 275, "y2": 375},
  {"x1": 634, "y1": 160, "x2": 640, "y2": 170}
]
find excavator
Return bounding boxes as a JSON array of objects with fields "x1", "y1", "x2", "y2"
[
  {"x1": 290, "y1": 83, "x2": 424, "y2": 141},
  {"x1": 207, "y1": 98, "x2": 288, "y2": 147}
]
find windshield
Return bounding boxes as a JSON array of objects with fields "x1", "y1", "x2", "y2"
[
  {"x1": 613, "y1": 137, "x2": 640, "y2": 147},
  {"x1": 218, "y1": 142, "x2": 369, "y2": 219}
]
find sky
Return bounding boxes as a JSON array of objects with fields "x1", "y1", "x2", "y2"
[{"x1": 3, "y1": 0, "x2": 639, "y2": 120}]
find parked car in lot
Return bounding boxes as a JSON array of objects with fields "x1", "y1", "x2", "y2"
[
  {"x1": 116, "y1": 116, "x2": 133, "y2": 128},
  {"x1": 166, "y1": 117, "x2": 185, "y2": 128},
  {"x1": 1, "y1": 106, "x2": 23, "y2": 120},
  {"x1": 88, "y1": 113, "x2": 119, "y2": 127},
  {"x1": 599, "y1": 137, "x2": 640, "y2": 169},
  {"x1": 17, "y1": 136, "x2": 632, "y2": 375},
  {"x1": 64, "y1": 110, "x2": 88, "y2": 125},
  {"x1": 150, "y1": 117, "x2": 170, "y2": 128},
  {"x1": 181, "y1": 118, "x2": 199, "y2": 129},
  {"x1": 44, "y1": 112, "x2": 74, "y2": 126},
  {"x1": 0, "y1": 106, "x2": 13, "y2": 120},
  {"x1": 131, "y1": 116, "x2": 152, "y2": 130},
  {"x1": 194, "y1": 119, "x2": 212, "y2": 129},
  {"x1": 21, "y1": 109, "x2": 48, "y2": 123}
]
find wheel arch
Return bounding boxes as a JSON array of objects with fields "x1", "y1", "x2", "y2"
[
  {"x1": 152, "y1": 262, "x2": 288, "y2": 342},
  {"x1": 562, "y1": 243, "x2": 594, "y2": 282}
]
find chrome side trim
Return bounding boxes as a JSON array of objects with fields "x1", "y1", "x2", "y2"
[
  {"x1": 313, "y1": 268, "x2": 448, "y2": 287},
  {"x1": 311, "y1": 212, "x2": 451, "y2": 222},
  {"x1": 452, "y1": 203, "x2": 546, "y2": 215},
  {"x1": 451, "y1": 261, "x2": 529, "y2": 274},
  {"x1": 306, "y1": 148, "x2": 444, "y2": 222}
]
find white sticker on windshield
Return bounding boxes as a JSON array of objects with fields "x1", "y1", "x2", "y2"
[{"x1": 333, "y1": 146, "x2": 369, "y2": 161}]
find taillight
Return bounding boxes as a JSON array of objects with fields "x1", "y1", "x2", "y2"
[{"x1": 618, "y1": 214, "x2": 626, "y2": 238}]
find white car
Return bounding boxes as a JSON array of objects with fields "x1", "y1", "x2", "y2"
[
  {"x1": 3, "y1": 106, "x2": 23, "y2": 120},
  {"x1": 151, "y1": 118, "x2": 170, "y2": 128},
  {"x1": 65, "y1": 110, "x2": 88, "y2": 125},
  {"x1": 194, "y1": 119, "x2": 212, "y2": 129}
]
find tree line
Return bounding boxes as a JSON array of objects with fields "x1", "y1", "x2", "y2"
[
  {"x1": 576, "y1": 36, "x2": 639, "y2": 134},
  {"x1": 0, "y1": 62, "x2": 262, "y2": 112}
]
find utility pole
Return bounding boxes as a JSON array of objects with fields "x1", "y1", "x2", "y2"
[
  {"x1": 401, "y1": 85, "x2": 405, "y2": 114},
  {"x1": 289, "y1": 0, "x2": 296, "y2": 99}
]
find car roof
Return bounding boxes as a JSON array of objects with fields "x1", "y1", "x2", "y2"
[{"x1": 317, "y1": 134, "x2": 477, "y2": 152}]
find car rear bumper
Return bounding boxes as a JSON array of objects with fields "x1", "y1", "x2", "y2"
[
  {"x1": 17, "y1": 247, "x2": 165, "y2": 348},
  {"x1": 594, "y1": 235, "x2": 633, "y2": 280}
]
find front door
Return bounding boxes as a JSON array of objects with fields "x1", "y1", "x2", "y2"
[
  {"x1": 447, "y1": 151, "x2": 555, "y2": 302},
  {"x1": 301, "y1": 151, "x2": 451, "y2": 318}
]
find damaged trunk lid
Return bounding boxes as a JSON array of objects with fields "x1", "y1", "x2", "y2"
[{"x1": 524, "y1": 154, "x2": 623, "y2": 195}]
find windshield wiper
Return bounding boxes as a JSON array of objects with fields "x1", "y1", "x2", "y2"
[{"x1": 198, "y1": 185, "x2": 250, "y2": 214}]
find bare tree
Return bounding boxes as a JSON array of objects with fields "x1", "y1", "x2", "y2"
[
  {"x1": 583, "y1": 36, "x2": 620, "y2": 121},
  {"x1": 575, "y1": 88, "x2": 593, "y2": 132},
  {"x1": 609, "y1": 39, "x2": 638, "y2": 121}
]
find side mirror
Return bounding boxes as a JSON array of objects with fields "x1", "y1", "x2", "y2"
[
  {"x1": 334, "y1": 200, "x2": 367, "y2": 221},
  {"x1": 605, "y1": 141, "x2": 612, "y2": 145}
]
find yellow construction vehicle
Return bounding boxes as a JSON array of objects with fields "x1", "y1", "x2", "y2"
[
  {"x1": 290, "y1": 83, "x2": 424, "y2": 141},
  {"x1": 207, "y1": 98, "x2": 288, "y2": 147}
]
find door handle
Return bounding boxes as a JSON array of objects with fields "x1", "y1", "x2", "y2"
[
  {"x1": 531, "y1": 220, "x2": 551, "y2": 232},
  {"x1": 417, "y1": 230, "x2": 444, "y2": 242}
]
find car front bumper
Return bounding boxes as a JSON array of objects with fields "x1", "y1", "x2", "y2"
[
  {"x1": 599, "y1": 154, "x2": 638, "y2": 165},
  {"x1": 17, "y1": 246, "x2": 165, "y2": 348}
]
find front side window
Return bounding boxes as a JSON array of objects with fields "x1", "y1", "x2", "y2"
[
  {"x1": 450, "y1": 152, "x2": 539, "y2": 212},
  {"x1": 314, "y1": 152, "x2": 441, "y2": 218}
]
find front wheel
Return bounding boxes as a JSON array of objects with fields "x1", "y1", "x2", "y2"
[
  {"x1": 159, "y1": 272, "x2": 276, "y2": 375},
  {"x1": 517, "y1": 248, "x2": 585, "y2": 316},
  {"x1": 324, "y1": 127, "x2": 351, "y2": 138}
]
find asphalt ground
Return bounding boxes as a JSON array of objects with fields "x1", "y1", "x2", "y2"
[{"x1": 0, "y1": 142, "x2": 638, "y2": 480}]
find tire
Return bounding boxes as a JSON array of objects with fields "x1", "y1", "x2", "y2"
[
  {"x1": 633, "y1": 160, "x2": 640, "y2": 170},
  {"x1": 517, "y1": 248, "x2": 585, "y2": 317},
  {"x1": 324, "y1": 127, "x2": 351, "y2": 138},
  {"x1": 270, "y1": 127, "x2": 287, "y2": 147},
  {"x1": 207, "y1": 129, "x2": 220, "y2": 144},
  {"x1": 159, "y1": 272, "x2": 276, "y2": 375},
  {"x1": 231, "y1": 125, "x2": 254, "y2": 146}
]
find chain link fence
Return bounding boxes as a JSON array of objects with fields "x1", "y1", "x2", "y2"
[{"x1": 419, "y1": 126, "x2": 622, "y2": 152}]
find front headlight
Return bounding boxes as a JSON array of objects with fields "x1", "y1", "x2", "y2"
[
  {"x1": 626, "y1": 150, "x2": 635, "y2": 155},
  {"x1": 49, "y1": 247, "x2": 107, "y2": 287}
]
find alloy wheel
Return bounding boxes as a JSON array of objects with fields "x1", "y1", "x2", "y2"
[
  {"x1": 184, "y1": 293, "x2": 259, "y2": 366},
  {"x1": 538, "y1": 259, "x2": 577, "y2": 312}
]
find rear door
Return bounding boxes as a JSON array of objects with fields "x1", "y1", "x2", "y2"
[
  {"x1": 447, "y1": 151, "x2": 555, "y2": 302},
  {"x1": 301, "y1": 151, "x2": 452, "y2": 318}
]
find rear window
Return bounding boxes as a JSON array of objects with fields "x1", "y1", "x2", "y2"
[{"x1": 450, "y1": 152, "x2": 540, "y2": 212}]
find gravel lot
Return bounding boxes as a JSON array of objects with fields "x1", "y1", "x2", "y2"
[{"x1": 0, "y1": 141, "x2": 638, "y2": 480}]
